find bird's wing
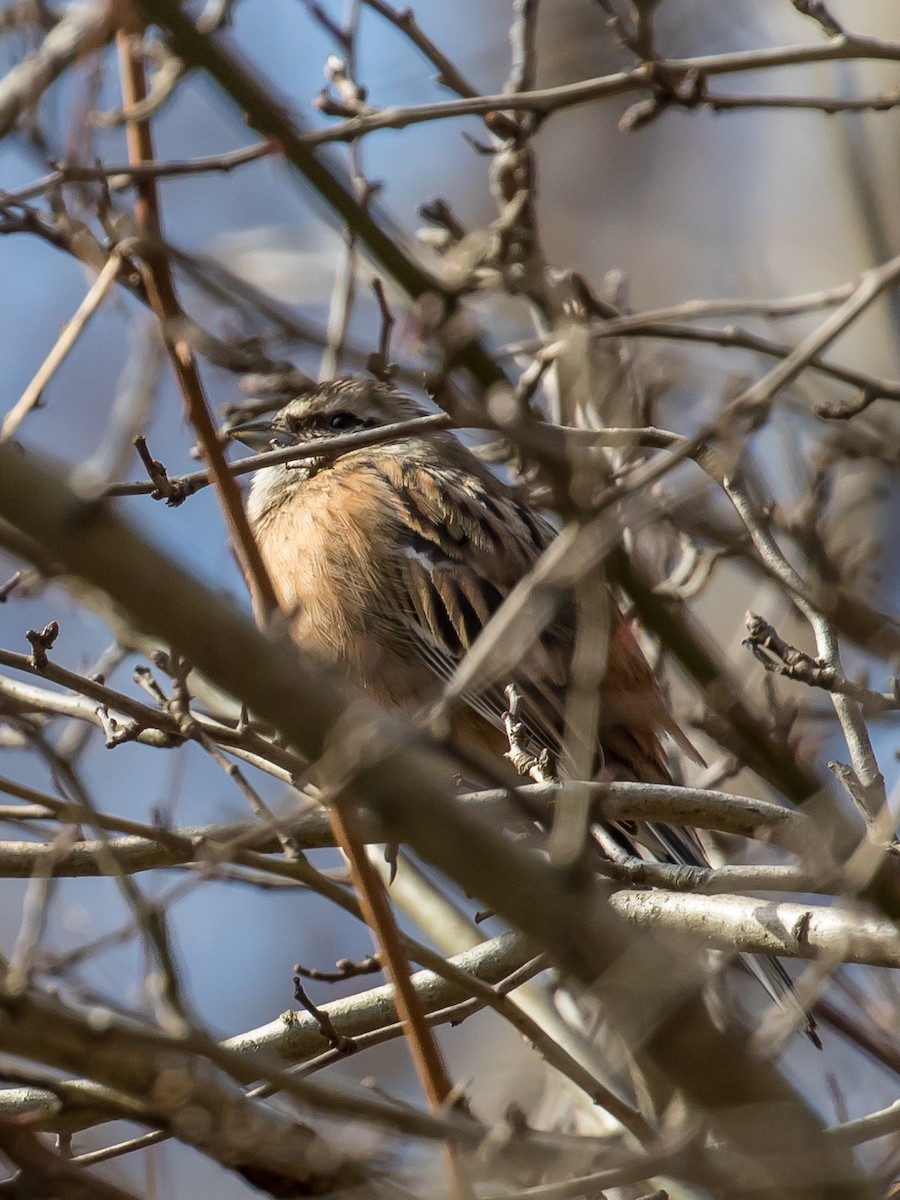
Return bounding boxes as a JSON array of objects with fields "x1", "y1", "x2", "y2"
[
  {"x1": 366, "y1": 451, "x2": 677, "y2": 780},
  {"x1": 360, "y1": 452, "x2": 816, "y2": 1039},
  {"x1": 363, "y1": 452, "x2": 569, "y2": 752}
]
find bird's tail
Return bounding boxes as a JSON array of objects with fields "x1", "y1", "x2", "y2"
[{"x1": 601, "y1": 814, "x2": 820, "y2": 1047}]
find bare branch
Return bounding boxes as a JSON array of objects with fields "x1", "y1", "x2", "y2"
[
  {"x1": 610, "y1": 890, "x2": 900, "y2": 969},
  {"x1": 0, "y1": 2, "x2": 113, "y2": 140},
  {"x1": 0, "y1": 252, "x2": 124, "y2": 442},
  {"x1": 0, "y1": 435, "x2": 876, "y2": 1196}
]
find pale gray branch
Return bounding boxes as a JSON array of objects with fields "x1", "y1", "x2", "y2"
[
  {"x1": 0, "y1": 435, "x2": 872, "y2": 1196},
  {"x1": 0, "y1": 934, "x2": 530, "y2": 1132},
  {"x1": 611, "y1": 891, "x2": 900, "y2": 968},
  {"x1": 0, "y1": 3, "x2": 112, "y2": 139}
]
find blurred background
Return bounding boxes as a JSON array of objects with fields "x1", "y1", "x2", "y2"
[{"x1": 1, "y1": 2, "x2": 899, "y2": 1195}]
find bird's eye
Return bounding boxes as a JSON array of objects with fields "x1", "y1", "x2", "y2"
[{"x1": 328, "y1": 412, "x2": 357, "y2": 430}]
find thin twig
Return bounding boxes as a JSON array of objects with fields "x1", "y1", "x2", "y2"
[
  {"x1": 366, "y1": 276, "x2": 396, "y2": 382},
  {"x1": 280, "y1": 34, "x2": 900, "y2": 147},
  {"x1": 540, "y1": 316, "x2": 900, "y2": 403},
  {"x1": 0, "y1": 140, "x2": 275, "y2": 205},
  {"x1": 294, "y1": 954, "x2": 381, "y2": 983},
  {"x1": 728, "y1": 248, "x2": 900, "y2": 421},
  {"x1": 704, "y1": 85, "x2": 900, "y2": 114},
  {"x1": 108, "y1": 411, "x2": 453, "y2": 496},
  {"x1": 744, "y1": 611, "x2": 899, "y2": 712},
  {"x1": 134, "y1": 0, "x2": 509, "y2": 392},
  {"x1": 723, "y1": 476, "x2": 888, "y2": 820},
  {"x1": 132, "y1": 433, "x2": 196, "y2": 505},
  {"x1": 358, "y1": 0, "x2": 480, "y2": 98},
  {"x1": 116, "y1": 13, "x2": 464, "y2": 1154},
  {"x1": 293, "y1": 979, "x2": 357, "y2": 1053},
  {"x1": 114, "y1": 15, "x2": 280, "y2": 617},
  {"x1": 1, "y1": 251, "x2": 124, "y2": 442}
]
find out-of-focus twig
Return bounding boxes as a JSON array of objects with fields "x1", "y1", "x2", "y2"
[
  {"x1": 0, "y1": 140, "x2": 275, "y2": 205},
  {"x1": 114, "y1": 14, "x2": 280, "y2": 617},
  {"x1": 1, "y1": 251, "x2": 124, "y2": 442},
  {"x1": 0, "y1": 1122, "x2": 143, "y2": 1200},
  {"x1": 358, "y1": 0, "x2": 480, "y2": 98},
  {"x1": 0, "y1": 2, "x2": 113, "y2": 140},
  {"x1": 0, "y1": 436, "x2": 877, "y2": 1198},
  {"x1": 134, "y1": 0, "x2": 509, "y2": 393},
  {"x1": 115, "y1": 18, "x2": 464, "y2": 1167}
]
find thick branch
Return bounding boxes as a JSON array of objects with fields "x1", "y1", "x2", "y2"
[
  {"x1": 0, "y1": 986, "x2": 369, "y2": 1191},
  {"x1": 610, "y1": 891, "x2": 900, "y2": 969},
  {"x1": 0, "y1": 439, "x2": 875, "y2": 1198},
  {"x1": 0, "y1": 779, "x2": 819, "y2": 878},
  {"x1": 0, "y1": 933, "x2": 530, "y2": 1132}
]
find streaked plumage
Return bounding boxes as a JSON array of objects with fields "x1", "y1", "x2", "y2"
[
  {"x1": 237, "y1": 377, "x2": 814, "y2": 1042},
  {"x1": 243, "y1": 377, "x2": 676, "y2": 785}
]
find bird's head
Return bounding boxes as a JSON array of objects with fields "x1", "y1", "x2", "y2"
[
  {"x1": 230, "y1": 378, "x2": 426, "y2": 450},
  {"x1": 229, "y1": 377, "x2": 431, "y2": 523}
]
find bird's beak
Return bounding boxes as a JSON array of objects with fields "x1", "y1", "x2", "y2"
[{"x1": 227, "y1": 417, "x2": 288, "y2": 451}]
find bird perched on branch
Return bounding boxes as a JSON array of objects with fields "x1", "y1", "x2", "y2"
[
  {"x1": 232, "y1": 376, "x2": 814, "y2": 1040},
  {"x1": 233, "y1": 377, "x2": 682, "y2": 782}
]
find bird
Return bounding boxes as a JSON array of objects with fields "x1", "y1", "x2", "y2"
[
  {"x1": 231, "y1": 375, "x2": 814, "y2": 1040},
  {"x1": 233, "y1": 377, "x2": 682, "y2": 784}
]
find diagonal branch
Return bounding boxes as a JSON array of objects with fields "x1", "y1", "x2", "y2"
[
  {"x1": 133, "y1": 0, "x2": 508, "y2": 392},
  {"x1": 0, "y1": 2, "x2": 113, "y2": 140},
  {"x1": 114, "y1": 13, "x2": 279, "y2": 618},
  {"x1": 1, "y1": 251, "x2": 125, "y2": 442},
  {"x1": 0, "y1": 436, "x2": 878, "y2": 1199}
]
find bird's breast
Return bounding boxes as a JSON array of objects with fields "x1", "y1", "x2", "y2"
[{"x1": 250, "y1": 464, "x2": 422, "y2": 702}]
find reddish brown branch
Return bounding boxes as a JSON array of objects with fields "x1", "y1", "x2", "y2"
[
  {"x1": 113, "y1": 12, "x2": 279, "y2": 616},
  {"x1": 113, "y1": 17, "x2": 463, "y2": 1174}
]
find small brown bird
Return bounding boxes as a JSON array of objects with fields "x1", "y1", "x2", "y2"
[
  {"x1": 233, "y1": 376, "x2": 814, "y2": 1040},
  {"x1": 235, "y1": 376, "x2": 682, "y2": 787}
]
